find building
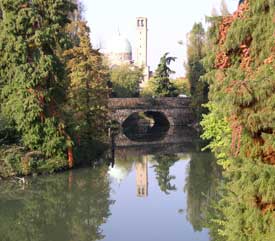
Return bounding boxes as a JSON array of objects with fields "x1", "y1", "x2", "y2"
[
  {"x1": 104, "y1": 17, "x2": 150, "y2": 86},
  {"x1": 136, "y1": 17, "x2": 150, "y2": 85},
  {"x1": 105, "y1": 34, "x2": 133, "y2": 67}
]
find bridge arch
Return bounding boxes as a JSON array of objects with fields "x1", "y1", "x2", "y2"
[
  {"x1": 108, "y1": 97, "x2": 194, "y2": 127},
  {"x1": 121, "y1": 111, "x2": 170, "y2": 142},
  {"x1": 122, "y1": 110, "x2": 171, "y2": 129}
]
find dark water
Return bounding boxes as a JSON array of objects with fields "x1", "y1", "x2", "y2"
[{"x1": 0, "y1": 126, "x2": 220, "y2": 241}]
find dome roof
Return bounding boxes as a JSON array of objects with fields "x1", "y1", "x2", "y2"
[{"x1": 106, "y1": 35, "x2": 132, "y2": 54}]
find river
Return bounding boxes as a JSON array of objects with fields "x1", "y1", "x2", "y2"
[{"x1": 0, "y1": 126, "x2": 220, "y2": 241}]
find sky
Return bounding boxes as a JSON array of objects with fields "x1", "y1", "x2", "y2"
[{"x1": 81, "y1": 0, "x2": 239, "y2": 78}]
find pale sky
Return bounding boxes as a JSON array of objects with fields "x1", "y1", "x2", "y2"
[{"x1": 81, "y1": 0, "x2": 239, "y2": 77}]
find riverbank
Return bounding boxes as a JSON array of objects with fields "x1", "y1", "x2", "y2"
[{"x1": 0, "y1": 140, "x2": 109, "y2": 180}]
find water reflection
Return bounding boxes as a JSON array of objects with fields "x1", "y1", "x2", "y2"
[
  {"x1": 136, "y1": 157, "x2": 148, "y2": 197},
  {"x1": 0, "y1": 126, "x2": 220, "y2": 241},
  {"x1": 123, "y1": 125, "x2": 169, "y2": 142},
  {"x1": 0, "y1": 166, "x2": 114, "y2": 241},
  {"x1": 122, "y1": 111, "x2": 170, "y2": 142},
  {"x1": 153, "y1": 154, "x2": 178, "y2": 194},
  {"x1": 184, "y1": 152, "x2": 220, "y2": 232}
]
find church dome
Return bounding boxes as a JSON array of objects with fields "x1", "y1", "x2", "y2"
[
  {"x1": 106, "y1": 35, "x2": 132, "y2": 54},
  {"x1": 105, "y1": 34, "x2": 133, "y2": 66}
]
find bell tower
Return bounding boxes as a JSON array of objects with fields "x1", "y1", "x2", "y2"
[
  {"x1": 136, "y1": 17, "x2": 150, "y2": 83},
  {"x1": 136, "y1": 17, "x2": 147, "y2": 67}
]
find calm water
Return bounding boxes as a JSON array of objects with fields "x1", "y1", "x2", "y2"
[{"x1": 0, "y1": 127, "x2": 219, "y2": 241}]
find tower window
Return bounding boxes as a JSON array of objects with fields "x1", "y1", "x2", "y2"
[{"x1": 141, "y1": 20, "x2": 144, "y2": 27}]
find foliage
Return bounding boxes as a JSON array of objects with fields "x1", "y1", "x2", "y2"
[
  {"x1": 0, "y1": 1, "x2": 109, "y2": 176},
  {"x1": 110, "y1": 64, "x2": 143, "y2": 98},
  {"x1": 0, "y1": 0, "x2": 76, "y2": 166},
  {"x1": 148, "y1": 53, "x2": 178, "y2": 97},
  {"x1": 171, "y1": 77, "x2": 190, "y2": 96},
  {"x1": 141, "y1": 76, "x2": 190, "y2": 97},
  {"x1": 140, "y1": 77, "x2": 156, "y2": 97},
  {"x1": 185, "y1": 22, "x2": 208, "y2": 121},
  {"x1": 201, "y1": 103, "x2": 232, "y2": 169},
  {"x1": 0, "y1": 115, "x2": 19, "y2": 145},
  {"x1": 201, "y1": 1, "x2": 275, "y2": 240},
  {"x1": 64, "y1": 20, "x2": 109, "y2": 163}
]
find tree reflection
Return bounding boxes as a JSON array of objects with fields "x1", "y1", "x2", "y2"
[
  {"x1": 0, "y1": 166, "x2": 114, "y2": 241},
  {"x1": 184, "y1": 152, "x2": 221, "y2": 232},
  {"x1": 153, "y1": 154, "x2": 179, "y2": 194}
]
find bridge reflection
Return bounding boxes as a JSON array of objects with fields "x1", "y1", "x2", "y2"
[
  {"x1": 107, "y1": 126, "x2": 201, "y2": 198},
  {"x1": 115, "y1": 126, "x2": 198, "y2": 149},
  {"x1": 107, "y1": 125, "x2": 200, "y2": 167}
]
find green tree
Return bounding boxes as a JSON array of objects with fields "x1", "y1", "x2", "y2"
[
  {"x1": 151, "y1": 53, "x2": 177, "y2": 97},
  {"x1": 110, "y1": 64, "x2": 143, "y2": 98},
  {"x1": 201, "y1": 1, "x2": 275, "y2": 240},
  {"x1": 140, "y1": 77, "x2": 156, "y2": 97},
  {"x1": 185, "y1": 22, "x2": 207, "y2": 120},
  {"x1": 0, "y1": 0, "x2": 76, "y2": 168},
  {"x1": 64, "y1": 20, "x2": 109, "y2": 151},
  {"x1": 172, "y1": 77, "x2": 190, "y2": 96}
]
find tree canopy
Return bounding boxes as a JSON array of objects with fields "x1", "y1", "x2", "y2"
[
  {"x1": 0, "y1": 0, "x2": 110, "y2": 176},
  {"x1": 144, "y1": 53, "x2": 177, "y2": 97},
  {"x1": 110, "y1": 65, "x2": 143, "y2": 98}
]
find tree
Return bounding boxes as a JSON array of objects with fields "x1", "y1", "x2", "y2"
[
  {"x1": 172, "y1": 77, "x2": 190, "y2": 96},
  {"x1": 149, "y1": 53, "x2": 177, "y2": 97},
  {"x1": 201, "y1": 1, "x2": 275, "y2": 240},
  {"x1": 110, "y1": 64, "x2": 143, "y2": 98},
  {"x1": 64, "y1": 21, "x2": 109, "y2": 139},
  {"x1": 185, "y1": 22, "x2": 207, "y2": 121},
  {"x1": 0, "y1": 0, "x2": 76, "y2": 168}
]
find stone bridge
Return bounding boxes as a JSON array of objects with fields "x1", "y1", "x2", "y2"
[{"x1": 108, "y1": 97, "x2": 194, "y2": 126}]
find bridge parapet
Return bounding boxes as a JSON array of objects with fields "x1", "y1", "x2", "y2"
[{"x1": 108, "y1": 97, "x2": 191, "y2": 109}]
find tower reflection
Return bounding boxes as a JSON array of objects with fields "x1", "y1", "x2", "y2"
[{"x1": 136, "y1": 156, "x2": 148, "y2": 197}]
